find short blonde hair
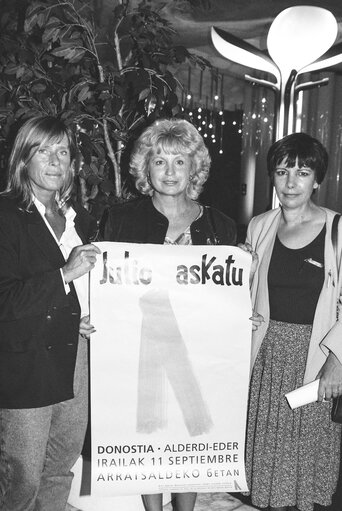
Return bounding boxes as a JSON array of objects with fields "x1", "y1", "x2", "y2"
[{"x1": 129, "y1": 118, "x2": 211, "y2": 199}]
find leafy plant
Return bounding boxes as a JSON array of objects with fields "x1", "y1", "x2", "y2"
[{"x1": 0, "y1": 0, "x2": 209, "y2": 219}]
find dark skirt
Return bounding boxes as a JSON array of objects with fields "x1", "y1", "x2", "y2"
[{"x1": 245, "y1": 320, "x2": 341, "y2": 511}]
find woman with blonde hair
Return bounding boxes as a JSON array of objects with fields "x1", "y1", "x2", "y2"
[
  {"x1": 103, "y1": 117, "x2": 237, "y2": 511},
  {"x1": 0, "y1": 115, "x2": 100, "y2": 510}
]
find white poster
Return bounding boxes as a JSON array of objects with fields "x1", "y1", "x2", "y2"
[{"x1": 83, "y1": 242, "x2": 252, "y2": 498}]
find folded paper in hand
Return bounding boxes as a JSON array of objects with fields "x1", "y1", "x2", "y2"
[{"x1": 285, "y1": 380, "x2": 319, "y2": 409}]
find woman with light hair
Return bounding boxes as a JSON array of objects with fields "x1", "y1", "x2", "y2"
[
  {"x1": 104, "y1": 117, "x2": 236, "y2": 246},
  {"x1": 0, "y1": 115, "x2": 100, "y2": 510},
  {"x1": 103, "y1": 117, "x2": 237, "y2": 511}
]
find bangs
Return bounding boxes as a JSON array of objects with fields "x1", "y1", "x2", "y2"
[
  {"x1": 277, "y1": 152, "x2": 318, "y2": 170},
  {"x1": 37, "y1": 130, "x2": 68, "y2": 151},
  {"x1": 153, "y1": 135, "x2": 192, "y2": 155},
  {"x1": 28, "y1": 131, "x2": 70, "y2": 163}
]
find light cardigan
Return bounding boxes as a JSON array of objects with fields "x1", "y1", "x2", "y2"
[{"x1": 247, "y1": 206, "x2": 342, "y2": 384}]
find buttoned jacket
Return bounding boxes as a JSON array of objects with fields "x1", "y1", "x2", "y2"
[
  {"x1": 0, "y1": 195, "x2": 96, "y2": 408},
  {"x1": 247, "y1": 206, "x2": 342, "y2": 384}
]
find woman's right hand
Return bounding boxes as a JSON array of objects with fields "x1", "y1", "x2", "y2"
[
  {"x1": 316, "y1": 351, "x2": 342, "y2": 401},
  {"x1": 62, "y1": 244, "x2": 101, "y2": 283}
]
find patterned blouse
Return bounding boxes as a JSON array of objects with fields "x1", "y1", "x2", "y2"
[{"x1": 164, "y1": 206, "x2": 203, "y2": 246}]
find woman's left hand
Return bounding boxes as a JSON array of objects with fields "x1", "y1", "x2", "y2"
[
  {"x1": 316, "y1": 352, "x2": 342, "y2": 401},
  {"x1": 250, "y1": 310, "x2": 264, "y2": 331},
  {"x1": 238, "y1": 242, "x2": 258, "y2": 284},
  {"x1": 79, "y1": 314, "x2": 96, "y2": 339}
]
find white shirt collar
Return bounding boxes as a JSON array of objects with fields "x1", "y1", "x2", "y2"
[{"x1": 33, "y1": 196, "x2": 76, "y2": 222}]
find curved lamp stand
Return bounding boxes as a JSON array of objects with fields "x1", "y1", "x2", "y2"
[
  {"x1": 211, "y1": 6, "x2": 339, "y2": 139},
  {"x1": 211, "y1": 6, "x2": 342, "y2": 211},
  {"x1": 267, "y1": 6, "x2": 338, "y2": 139}
]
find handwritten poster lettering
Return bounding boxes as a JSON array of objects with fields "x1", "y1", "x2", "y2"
[{"x1": 88, "y1": 242, "x2": 252, "y2": 496}]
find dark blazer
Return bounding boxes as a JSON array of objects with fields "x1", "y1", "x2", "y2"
[
  {"x1": 103, "y1": 197, "x2": 237, "y2": 245},
  {"x1": 0, "y1": 196, "x2": 96, "y2": 408}
]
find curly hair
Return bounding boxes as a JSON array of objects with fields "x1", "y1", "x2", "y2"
[
  {"x1": 129, "y1": 118, "x2": 211, "y2": 200},
  {"x1": 2, "y1": 116, "x2": 77, "y2": 211}
]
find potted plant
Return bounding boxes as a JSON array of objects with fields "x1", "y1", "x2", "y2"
[{"x1": 0, "y1": 0, "x2": 209, "y2": 220}]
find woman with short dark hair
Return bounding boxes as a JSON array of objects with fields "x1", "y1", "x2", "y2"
[{"x1": 243, "y1": 132, "x2": 342, "y2": 511}]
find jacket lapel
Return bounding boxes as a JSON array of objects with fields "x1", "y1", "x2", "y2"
[
  {"x1": 74, "y1": 220, "x2": 87, "y2": 244},
  {"x1": 26, "y1": 205, "x2": 66, "y2": 269},
  {"x1": 72, "y1": 201, "x2": 97, "y2": 244}
]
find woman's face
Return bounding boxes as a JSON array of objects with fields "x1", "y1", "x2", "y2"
[
  {"x1": 26, "y1": 134, "x2": 72, "y2": 201},
  {"x1": 148, "y1": 148, "x2": 192, "y2": 198},
  {"x1": 273, "y1": 156, "x2": 318, "y2": 209}
]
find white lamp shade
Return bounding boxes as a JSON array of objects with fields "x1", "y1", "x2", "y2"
[
  {"x1": 211, "y1": 26, "x2": 279, "y2": 80},
  {"x1": 299, "y1": 42, "x2": 342, "y2": 75},
  {"x1": 267, "y1": 6, "x2": 338, "y2": 79}
]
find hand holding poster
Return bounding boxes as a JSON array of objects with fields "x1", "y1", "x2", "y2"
[{"x1": 85, "y1": 242, "x2": 252, "y2": 498}]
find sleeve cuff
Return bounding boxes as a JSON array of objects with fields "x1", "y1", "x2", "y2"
[
  {"x1": 60, "y1": 268, "x2": 70, "y2": 294},
  {"x1": 320, "y1": 321, "x2": 342, "y2": 365}
]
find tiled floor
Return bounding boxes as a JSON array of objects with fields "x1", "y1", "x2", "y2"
[
  {"x1": 164, "y1": 492, "x2": 258, "y2": 511},
  {"x1": 68, "y1": 457, "x2": 261, "y2": 510},
  {"x1": 67, "y1": 493, "x2": 258, "y2": 511}
]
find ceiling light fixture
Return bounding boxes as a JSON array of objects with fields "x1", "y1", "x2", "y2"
[{"x1": 211, "y1": 6, "x2": 341, "y2": 140}]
